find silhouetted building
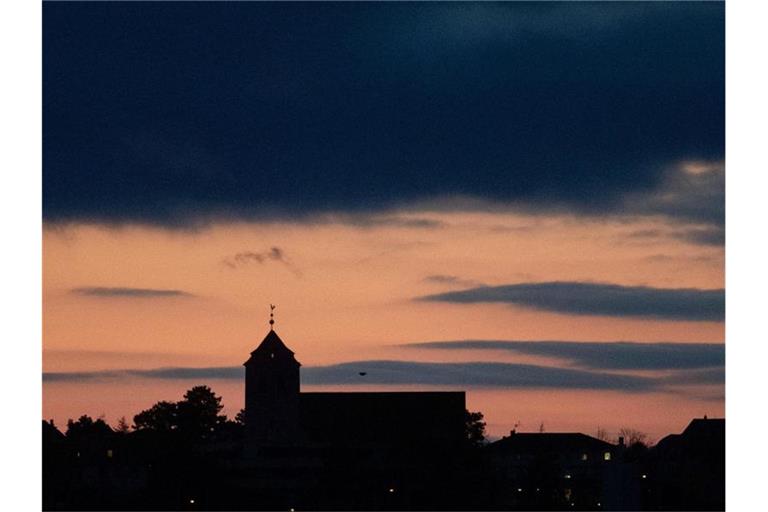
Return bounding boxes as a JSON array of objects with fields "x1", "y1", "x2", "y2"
[
  {"x1": 243, "y1": 328, "x2": 466, "y2": 451},
  {"x1": 647, "y1": 417, "x2": 725, "y2": 510},
  {"x1": 243, "y1": 329, "x2": 301, "y2": 446},
  {"x1": 240, "y1": 327, "x2": 468, "y2": 509},
  {"x1": 486, "y1": 432, "x2": 618, "y2": 510}
]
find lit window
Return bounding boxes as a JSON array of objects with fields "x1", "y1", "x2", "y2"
[
  {"x1": 581, "y1": 453, "x2": 588, "y2": 461},
  {"x1": 603, "y1": 451, "x2": 611, "y2": 461},
  {"x1": 106, "y1": 449, "x2": 113, "y2": 458}
]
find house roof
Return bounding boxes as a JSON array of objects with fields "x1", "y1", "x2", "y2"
[
  {"x1": 657, "y1": 417, "x2": 725, "y2": 449},
  {"x1": 682, "y1": 417, "x2": 725, "y2": 437},
  {"x1": 488, "y1": 432, "x2": 614, "y2": 453}
]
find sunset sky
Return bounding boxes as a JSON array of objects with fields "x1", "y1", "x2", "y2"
[{"x1": 42, "y1": 2, "x2": 724, "y2": 441}]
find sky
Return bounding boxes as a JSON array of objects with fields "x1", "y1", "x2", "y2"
[{"x1": 42, "y1": 1, "x2": 724, "y2": 441}]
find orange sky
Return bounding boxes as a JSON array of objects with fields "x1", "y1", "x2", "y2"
[{"x1": 42, "y1": 210, "x2": 724, "y2": 439}]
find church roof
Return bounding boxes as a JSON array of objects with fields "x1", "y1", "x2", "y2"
[
  {"x1": 250, "y1": 329, "x2": 295, "y2": 356},
  {"x1": 243, "y1": 329, "x2": 300, "y2": 366}
]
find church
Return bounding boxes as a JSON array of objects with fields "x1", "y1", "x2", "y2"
[
  {"x1": 237, "y1": 315, "x2": 472, "y2": 509},
  {"x1": 243, "y1": 319, "x2": 467, "y2": 451}
]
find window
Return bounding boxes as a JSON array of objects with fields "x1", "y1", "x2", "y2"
[
  {"x1": 603, "y1": 451, "x2": 611, "y2": 461},
  {"x1": 581, "y1": 453, "x2": 588, "y2": 461}
]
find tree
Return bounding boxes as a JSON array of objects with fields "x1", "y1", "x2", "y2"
[
  {"x1": 618, "y1": 427, "x2": 649, "y2": 447},
  {"x1": 115, "y1": 416, "x2": 131, "y2": 434},
  {"x1": 464, "y1": 410, "x2": 486, "y2": 446},
  {"x1": 132, "y1": 386, "x2": 228, "y2": 440},
  {"x1": 234, "y1": 408, "x2": 246, "y2": 426},
  {"x1": 176, "y1": 385, "x2": 227, "y2": 438},
  {"x1": 66, "y1": 415, "x2": 113, "y2": 439},
  {"x1": 133, "y1": 401, "x2": 178, "y2": 432}
]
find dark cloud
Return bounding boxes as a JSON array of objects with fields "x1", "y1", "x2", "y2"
[
  {"x1": 71, "y1": 287, "x2": 193, "y2": 298},
  {"x1": 419, "y1": 282, "x2": 724, "y2": 321},
  {"x1": 675, "y1": 226, "x2": 725, "y2": 247},
  {"x1": 623, "y1": 222, "x2": 725, "y2": 249},
  {"x1": 43, "y1": 2, "x2": 723, "y2": 228},
  {"x1": 328, "y1": 214, "x2": 445, "y2": 230},
  {"x1": 42, "y1": 360, "x2": 721, "y2": 393},
  {"x1": 663, "y1": 367, "x2": 724, "y2": 387},
  {"x1": 222, "y1": 246, "x2": 302, "y2": 277},
  {"x1": 402, "y1": 340, "x2": 724, "y2": 371},
  {"x1": 620, "y1": 163, "x2": 724, "y2": 245},
  {"x1": 626, "y1": 163, "x2": 724, "y2": 226}
]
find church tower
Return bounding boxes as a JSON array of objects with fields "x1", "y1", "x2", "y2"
[{"x1": 243, "y1": 308, "x2": 301, "y2": 447}]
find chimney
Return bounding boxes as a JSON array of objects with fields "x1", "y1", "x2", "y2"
[{"x1": 618, "y1": 436, "x2": 625, "y2": 447}]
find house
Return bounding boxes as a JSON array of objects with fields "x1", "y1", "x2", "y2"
[
  {"x1": 486, "y1": 431, "x2": 617, "y2": 510},
  {"x1": 647, "y1": 417, "x2": 725, "y2": 510}
]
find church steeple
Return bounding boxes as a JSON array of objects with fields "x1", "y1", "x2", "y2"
[
  {"x1": 243, "y1": 329, "x2": 300, "y2": 365},
  {"x1": 243, "y1": 308, "x2": 301, "y2": 448}
]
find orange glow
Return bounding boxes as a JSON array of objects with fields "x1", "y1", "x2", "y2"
[{"x1": 43, "y1": 211, "x2": 724, "y2": 437}]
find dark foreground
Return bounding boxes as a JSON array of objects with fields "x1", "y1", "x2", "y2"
[{"x1": 43, "y1": 416, "x2": 723, "y2": 511}]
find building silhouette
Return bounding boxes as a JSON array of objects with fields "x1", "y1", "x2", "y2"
[
  {"x1": 240, "y1": 325, "x2": 469, "y2": 509},
  {"x1": 486, "y1": 431, "x2": 620, "y2": 510},
  {"x1": 647, "y1": 417, "x2": 725, "y2": 510},
  {"x1": 243, "y1": 326, "x2": 466, "y2": 450}
]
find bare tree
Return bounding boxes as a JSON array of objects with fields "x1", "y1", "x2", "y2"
[
  {"x1": 618, "y1": 427, "x2": 648, "y2": 447},
  {"x1": 115, "y1": 416, "x2": 131, "y2": 434}
]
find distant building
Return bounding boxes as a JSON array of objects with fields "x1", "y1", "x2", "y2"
[
  {"x1": 486, "y1": 432, "x2": 617, "y2": 510},
  {"x1": 243, "y1": 328, "x2": 466, "y2": 450},
  {"x1": 648, "y1": 417, "x2": 725, "y2": 510}
]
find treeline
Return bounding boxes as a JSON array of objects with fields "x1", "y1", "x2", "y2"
[{"x1": 43, "y1": 385, "x2": 489, "y2": 511}]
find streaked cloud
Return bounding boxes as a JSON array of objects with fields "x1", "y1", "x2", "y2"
[
  {"x1": 423, "y1": 274, "x2": 485, "y2": 288},
  {"x1": 71, "y1": 287, "x2": 193, "y2": 298},
  {"x1": 401, "y1": 340, "x2": 725, "y2": 370},
  {"x1": 43, "y1": 367, "x2": 241, "y2": 382},
  {"x1": 43, "y1": 360, "x2": 721, "y2": 392},
  {"x1": 419, "y1": 281, "x2": 724, "y2": 321}
]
